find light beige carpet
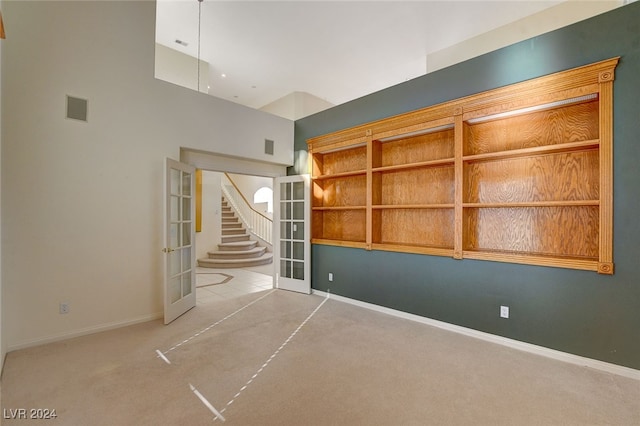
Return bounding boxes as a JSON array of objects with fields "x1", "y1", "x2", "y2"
[{"x1": 1, "y1": 290, "x2": 638, "y2": 425}]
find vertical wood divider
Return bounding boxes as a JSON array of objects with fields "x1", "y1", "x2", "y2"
[
  {"x1": 453, "y1": 110, "x2": 464, "y2": 259},
  {"x1": 366, "y1": 130, "x2": 373, "y2": 250},
  {"x1": 598, "y1": 72, "x2": 615, "y2": 274}
]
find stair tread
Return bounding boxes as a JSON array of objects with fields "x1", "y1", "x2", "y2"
[
  {"x1": 222, "y1": 230, "x2": 247, "y2": 235},
  {"x1": 219, "y1": 241, "x2": 258, "y2": 249},
  {"x1": 208, "y1": 247, "x2": 266, "y2": 256},
  {"x1": 198, "y1": 253, "x2": 273, "y2": 268},
  {"x1": 221, "y1": 235, "x2": 251, "y2": 242},
  {"x1": 213, "y1": 197, "x2": 271, "y2": 264}
]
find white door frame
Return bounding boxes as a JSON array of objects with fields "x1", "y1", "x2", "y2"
[
  {"x1": 179, "y1": 150, "x2": 288, "y2": 286},
  {"x1": 171, "y1": 150, "x2": 312, "y2": 302}
]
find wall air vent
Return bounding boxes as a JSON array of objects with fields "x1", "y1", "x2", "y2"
[
  {"x1": 66, "y1": 95, "x2": 88, "y2": 122},
  {"x1": 265, "y1": 139, "x2": 274, "y2": 155}
]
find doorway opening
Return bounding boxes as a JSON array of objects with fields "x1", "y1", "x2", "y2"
[
  {"x1": 195, "y1": 170, "x2": 275, "y2": 305},
  {"x1": 178, "y1": 148, "x2": 288, "y2": 306}
]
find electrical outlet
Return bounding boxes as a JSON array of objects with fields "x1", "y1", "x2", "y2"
[
  {"x1": 328, "y1": 273, "x2": 333, "y2": 282},
  {"x1": 500, "y1": 305, "x2": 509, "y2": 319},
  {"x1": 59, "y1": 302, "x2": 70, "y2": 314}
]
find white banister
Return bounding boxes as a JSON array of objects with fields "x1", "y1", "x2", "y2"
[{"x1": 221, "y1": 174, "x2": 273, "y2": 247}]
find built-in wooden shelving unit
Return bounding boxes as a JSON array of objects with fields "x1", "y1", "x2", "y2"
[{"x1": 307, "y1": 58, "x2": 618, "y2": 273}]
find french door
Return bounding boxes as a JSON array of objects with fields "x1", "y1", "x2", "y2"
[
  {"x1": 163, "y1": 158, "x2": 196, "y2": 324},
  {"x1": 274, "y1": 175, "x2": 311, "y2": 294}
]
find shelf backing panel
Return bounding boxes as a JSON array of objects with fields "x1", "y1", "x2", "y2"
[
  {"x1": 464, "y1": 100, "x2": 599, "y2": 156},
  {"x1": 464, "y1": 150, "x2": 599, "y2": 203},
  {"x1": 463, "y1": 206, "x2": 599, "y2": 258}
]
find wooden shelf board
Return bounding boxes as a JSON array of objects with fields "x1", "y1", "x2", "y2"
[
  {"x1": 313, "y1": 169, "x2": 367, "y2": 180},
  {"x1": 372, "y1": 119, "x2": 455, "y2": 141},
  {"x1": 462, "y1": 250, "x2": 598, "y2": 271},
  {"x1": 373, "y1": 204, "x2": 454, "y2": 209},
  {"x1": 463, "y1": 200, "x2": 599, "y2": 208},
  {"x1": 463, "y1": 140, "x2": 599, "y2": 163},
  {"x1": 372, "y1": 158, "x2": 454, "y2": 173},
  {"x1": 311, "y1": 239, "x2": 367, "y2": 249},
  {"x1": 312, "y1": 206, "x2": 367, "y2": 211},
  {"x1": 310, "y1": 140, "x2": 368, "y2": 155},
  {"x1": 372, "y1": 244, "x2": 453, "y2": 257}
]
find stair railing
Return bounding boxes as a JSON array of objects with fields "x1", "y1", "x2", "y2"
[{"x1": 221, "y1": 173, "x2": 273, "y2": 247}]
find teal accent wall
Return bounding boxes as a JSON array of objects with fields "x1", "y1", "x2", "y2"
[{"x1": 295, "y1": 2, "x2": 640, "y2": 369}]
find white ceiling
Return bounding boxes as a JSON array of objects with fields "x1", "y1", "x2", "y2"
[{"x1": 155, "y1": 0, "x2": 563, "y2": 110}]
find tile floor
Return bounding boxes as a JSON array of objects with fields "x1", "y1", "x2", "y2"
[{"x1": 195, "y1": 265, "x2": 274, "y2": 305}]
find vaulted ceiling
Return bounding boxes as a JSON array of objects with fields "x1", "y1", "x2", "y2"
[{"x1": 155, "y1": 1, "x2": 567, "y2": 111}]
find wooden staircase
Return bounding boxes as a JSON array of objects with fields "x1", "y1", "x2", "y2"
[{"x1": 198, "y1": 198, "x2": 273, "y2": 268}]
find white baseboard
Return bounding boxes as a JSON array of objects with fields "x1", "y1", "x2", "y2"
[
  {"x1": 313, "y1": 290, "x2": 640, "y2": 381},
  {"x1": 7, "y1": 312, "x2": 163, "y2": 353}
]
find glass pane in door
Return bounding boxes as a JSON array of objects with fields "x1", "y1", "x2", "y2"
[
  {"x1": 281, "y1": 241, "x2": 291, "y2": 258},
  {"x1": 171, "y1": 196, "x2": 179, "y2": 222},
  {"x1": 169, "y1": 250, "x2": 180, "y2": 277},
  {"x1": 281, "y1": 260, "x2": 291, "y2": 278},
  {"x1": 281, "y1": 202, "x2": 291, "y2": 219},
  {"x1": 182, "y1": 198, "x2": 191, "y2": 221},
  {"x1": 170, "y1": 169, "x2": 180, "y2": 195},
  {"x1": 170, "y1": 224, "x2": 179, "y2": 248},
  {"x1": 292, "y1": 261, "x2": 304, "y2": 279},
  {"x1": 182, "y1": 247, "x2": 191, "y2": 271},
  {"x1": 182, "y1": 271, "x2": 192, "y2": 297},
  {"x1": 281, "y1": 222, "x2": 291, "y2": 239},
  {"x1": 292, "y1": 181, "x2": 304, "y2": 200},
  {"x1": 170, "y1": 276, "x2": 181, "y2": 303},
  {"x1": 182, "y1": 223, "x2": 191, "y2": 246},
  {"x1": 182, "y1": 172, "x2": 191, "y2": 196},
  {"x1": 293, "y1": 222, "x2": 304, "y2": 240},
  {"x1": 281, "y1": 182, "x2": 291, "y2": 200}
]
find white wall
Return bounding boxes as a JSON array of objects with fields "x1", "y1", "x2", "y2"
[
  {"x1": 155, "y1": 43, "x2": 209, "y2": 94},
  {"x1": 260, "y1": 91, "x2": 334, "y2": 120},
  {"x1": 0, "y1": 15, "x2": 4, "y2": 372},
  {"x1": 1, "y1": 1, "x2": 293, "y2": 350},
  {"x1": 427, "y1": 0, "x2": 622, "y2": 73},
  {"x1": 196, "y1": 171, "x2": 221, "y2": 260},
  {"x1": 226, "y1": 173, "x2": 273, "y2": 217}
]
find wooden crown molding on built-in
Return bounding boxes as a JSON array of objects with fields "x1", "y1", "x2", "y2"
[{"x1": 308, "y1": 58, "x2": 618, "y2": 153}]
